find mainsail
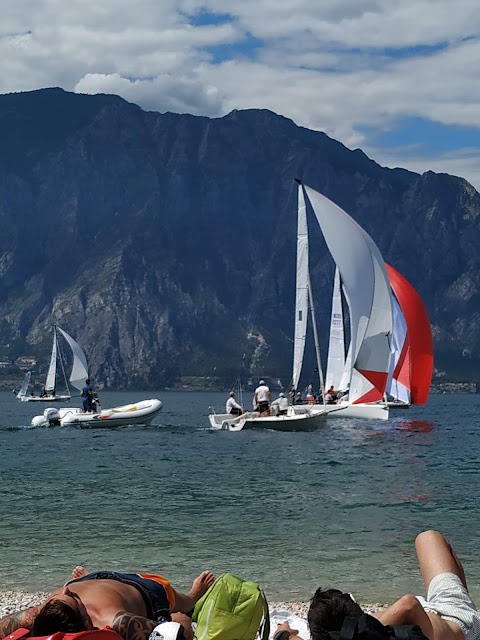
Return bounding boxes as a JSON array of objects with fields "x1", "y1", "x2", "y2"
[
  {"x1": 56, "y1": 326, "x2": 89, "y2": 392},
  {"x1": 387, "y1": 293, "x2": 410, "y2": 404},
  {"x1": 386, "y1": 264, "x2": 433, "y2": 404},
  {"x1": 303, "y1": 183, "x2": 393, "y2": 404},
  {"x1": 45, "y1": 329, "x2": 58, "y2": 392},
  {"x1": 292, "y1": 184, "x2": 309, "y2": 391},
  {"x1": 325, "y1": 268, "x2": 346, "y2": 391}
]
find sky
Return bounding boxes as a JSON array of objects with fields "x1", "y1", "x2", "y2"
[{"x1": 2, "y1": 0, "x2": 480, "y2": 190}]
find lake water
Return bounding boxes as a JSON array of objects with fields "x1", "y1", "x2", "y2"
[{"x1": 0, "y1": 390, "x2": 479, "y2": 605}]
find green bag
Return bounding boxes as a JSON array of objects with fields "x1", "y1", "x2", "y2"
[{"x1": 192, "y1": 573, "x2": 270, "y2": 640}]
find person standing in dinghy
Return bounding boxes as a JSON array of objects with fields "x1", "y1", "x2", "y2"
[{"x1": 81, "y1": 378, "x2": 94, "y2": 413}]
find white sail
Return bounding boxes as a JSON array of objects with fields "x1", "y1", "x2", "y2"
[
  {"x1": 292, "y1": 184, "x2": 309, "y2": 391},
  {"x1": 386, "y1": 294, "x2": 410, "y2": 404},
  {"x1": 57, "y1": 326, "x2": 89, "y2": 392},
  {"x1": 303, "y1": 184, "x2": 392, "y2": 404},
  {"x1": 17, "y1": 371, "x2": 31, "y2": 398},
  {"x1": 325, "y1": 268, "x2": 346, "y2": 390},
  {"x1": 45, "y1": 329, "x2": 58, "y2": 392}
]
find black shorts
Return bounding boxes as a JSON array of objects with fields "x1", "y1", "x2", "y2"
[{"x1": 258, "y1": 401, "x2": 269, "y2": 412}]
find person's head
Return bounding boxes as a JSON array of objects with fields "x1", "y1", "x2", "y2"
[
  {"x1": 85, "y1": 378, "x2": 90, "y2": 385},
  {"x1": 229, "y1": 391, "x2": 235, "y2": 397},
  {"x1": 308, "y1": 588, "x2": 363, "y2": 640},
  {"x1": 259, "y1": 380, "x2": 265, "y2": 385},
  {"x1": 31, "y1": 588, "x2": 94, "y2": 636},
  {"x1": 279, "y1": 392, "x2": 285, "y2": 397}
]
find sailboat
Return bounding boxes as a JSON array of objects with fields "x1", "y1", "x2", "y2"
[
  {"x1": 208, "y1": 185, "x2": 328, "y2": 431},
  {"x1": 385, "y1": 264, "x2": 434, "y2": 407},
  {"x1": 17, "y1": 325, "x2": 89, "y2": 402},
  {"x1": 293, "y1": 181, "x2": 393, "y2": 420}
]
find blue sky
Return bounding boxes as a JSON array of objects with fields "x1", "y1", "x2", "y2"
[{"x1": 2, "y1": 0, "x2": 480, "y2": 189}]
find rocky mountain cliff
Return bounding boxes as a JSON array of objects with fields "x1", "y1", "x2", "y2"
[{"x1": 1, "y1": 87, "x2": 479, "y2": 389}]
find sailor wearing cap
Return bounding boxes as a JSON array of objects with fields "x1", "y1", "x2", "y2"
[
  {"x1": 226, "y1": 391, "x2": 244, "y2": 415},
  {"x1": 271, "y1": 392, "x2": 289, "y2": 415},
  {"x1": 254, "y1": 379, "x2": 271, "y2": 416}
]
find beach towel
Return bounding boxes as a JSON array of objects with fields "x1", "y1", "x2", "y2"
[
  {"x1": 6, "y1": 627, "x2": 123, "y2": 640},
  {"x1": 269, "y1": 609, "x2": 310, "y2": 640}
]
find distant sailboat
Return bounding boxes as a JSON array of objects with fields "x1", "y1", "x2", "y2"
[
  {"x1": 385, "y1": 264, "x2": 434, "y2": 407},
  {"x1": 17, "y1": 325, "x2": 89, "y2": 402}
]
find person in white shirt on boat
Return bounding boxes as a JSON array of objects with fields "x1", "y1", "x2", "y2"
[
  {"x1": 271, "y1": 392, "x2": 288, "y2": 415},
  {"x1": 254, "y1": 380, "x2": 271, "y2": 416},
  {"x1": 226, "y1": 392, "x2": 244, "y2": 416}
]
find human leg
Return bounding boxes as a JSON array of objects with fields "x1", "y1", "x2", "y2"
[
  {"x1": 71, "y1": 566, "x2": 89, "y2": 580},
  {"x1": 172, "y1": 571, "x2": 215, "y2": 613},
  {"x1": 415, "y1": 530, "x2": 467, "y2": 590}
]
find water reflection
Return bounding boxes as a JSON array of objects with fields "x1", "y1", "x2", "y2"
[{"x1": 396, "y1": 419, "x2": 435, "y2": 432}]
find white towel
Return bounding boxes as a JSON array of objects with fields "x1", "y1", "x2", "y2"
[{"x1": 269, "y1": 608, "x2": 310, "y2": 640}]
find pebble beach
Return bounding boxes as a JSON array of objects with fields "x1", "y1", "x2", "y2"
[{"x1": 0, "y1": 590, "x2": 387, "y2": 628}]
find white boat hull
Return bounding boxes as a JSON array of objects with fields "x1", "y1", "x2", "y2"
[
  {"x1": 31, "y1": 399, "x2": 163, "y2": 428},
  {"x1": 208, "y1": 407, "x2": 328, "y2": 432},
  {"x1": 293, "y1": 402, "x2": 389, "y2": 420},
  {"x1": 21, "y1": 394, "x2": 71, "y2": 402},
  {"x1": 327, "y1": 403, "x2": 389, "y2": 420},
  {"x1": 386, "y1": 401, "x2": 410, "y2": 409}
]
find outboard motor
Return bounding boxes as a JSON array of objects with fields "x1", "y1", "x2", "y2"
[
  {"x1": 44, "y1": 407, "x2": 61, "y2": 426},
  {"x1": 91, "y1": 394, "x2": 101, "y2": 413}
]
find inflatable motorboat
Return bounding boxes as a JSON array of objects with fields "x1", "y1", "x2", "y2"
[{"x1": 31, "y1": 398, "x2": 163, "y2": 428}]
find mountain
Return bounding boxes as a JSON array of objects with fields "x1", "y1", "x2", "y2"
[{"x1": 0, "y1": 87, "x2": 479, "y2": 390}]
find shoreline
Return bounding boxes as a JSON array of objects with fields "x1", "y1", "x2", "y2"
[{"x1": 0, "y1": 590, "x2": 387, "y2": 622}]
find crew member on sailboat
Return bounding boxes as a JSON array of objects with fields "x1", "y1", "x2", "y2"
[
  {"x1": 226, "y1": 392, "x2": 244, "y2": 416},
  {"x1": 254, "y1": 380, "x2": 271, "y2": 416}
]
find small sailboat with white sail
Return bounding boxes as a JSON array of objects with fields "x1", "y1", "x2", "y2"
[
  {"x1": 17, "y1": 325, "x2": 89, "y2": 402},
  {"x1": 208, "y1": 185, "x2": 328, "y2": 431},
  {"x1": 292, "y1": 181, "x2": 393, "y2": 420}
]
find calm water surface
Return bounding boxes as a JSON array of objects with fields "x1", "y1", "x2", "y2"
[{"x1": 0, "y1": 391, "x2": 479, "y2": 604}]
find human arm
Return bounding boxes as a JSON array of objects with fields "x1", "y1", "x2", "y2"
[
  {"x1": 273, "y1": 621, "x2": 303, "y2": 640},
  {"x1": 112, "y1": 611, "x2": 158, "y2": 640},
  {"x1": 0, "y1": 606, "x2": 40, "y2": 638},
  {"x1": 374, "y1": 595, "x2": 434, "y2": 640}
]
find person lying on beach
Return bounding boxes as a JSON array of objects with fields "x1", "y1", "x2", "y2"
[
  {"x1": 306, "y1": 530, "x2": 479, "y2": 640},
  {"x1": 0, "y1": 566, "x2": 215, "y2": 640}
]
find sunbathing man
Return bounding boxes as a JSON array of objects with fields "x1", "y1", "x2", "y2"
[
  {"x1": 306, "y1": 530, "x2": 479, "y2": 640},
  {"x1": 0, "y1": 566, "x2": 215, "y2": 640}
]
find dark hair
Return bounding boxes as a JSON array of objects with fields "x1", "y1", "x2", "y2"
[
  {"x1": 31, "y1": 599, "x2": 87, "y2": 636},
  {"x1": 308, "y1": 588, "x2": 363, "y2": 640}
]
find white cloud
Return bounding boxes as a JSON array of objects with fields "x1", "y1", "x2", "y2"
[{"x1": 2, "y1": 0, "x2": 480, "y2": 188}]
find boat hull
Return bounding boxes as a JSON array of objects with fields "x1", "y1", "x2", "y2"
[
  {"x1": 386, "y1": 401, "x2": 410, "y2": 409},
  {"x1": 22, "y1": 395, "x2": 71, "y2": 402},
  {"x1": 208, "y1": 407, "x2": 328, "y2": 432},
  {"x1": 293, "y1": 402, "x2": 390, "y2": 420},
  {"x1": 31, "y1": 399, "x2": 163, "y2": 428}
]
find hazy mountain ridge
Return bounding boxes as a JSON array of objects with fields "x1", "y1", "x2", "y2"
[{"x1": 1, "y1": 87, "x2": 479, "y2": 389}]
